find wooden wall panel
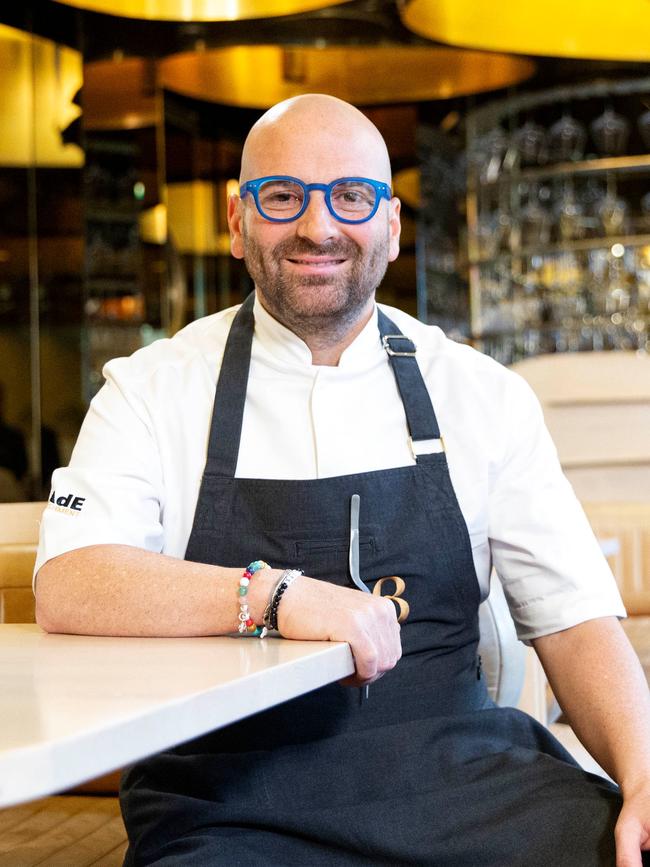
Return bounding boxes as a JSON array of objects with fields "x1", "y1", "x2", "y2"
[{"x1": 583, "y1": 502, "x2": 650, "y2": 607}]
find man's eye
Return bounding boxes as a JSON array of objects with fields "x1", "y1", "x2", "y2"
[
  {"x1": 332, "y1": 186, "x2": 374, "y2": 210},
  {"x1": 260, "y1": 189, "x2": 302, "y2": 209}
]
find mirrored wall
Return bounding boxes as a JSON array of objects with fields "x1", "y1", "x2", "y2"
[
  {"x1": 0, "y1": 24, "x2": 259, "y2": 502},
  {"x1": 0, "y1": 22, "x2": 84, "y2": 501},
  {"x1": 0, "y1": 17, "x2": 422, "y2": 503}
]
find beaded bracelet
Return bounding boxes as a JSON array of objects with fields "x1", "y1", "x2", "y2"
[
  {"x1": 263, "y1": 569, "x2": 303, "y2": 632},
  {"x1": 238, "y1": 560, "x2": 270, "y2": 638}
]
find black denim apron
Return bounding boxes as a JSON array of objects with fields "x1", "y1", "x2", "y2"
[{"x1": 121, "y1": 294, "x2": 623, "y2": 866}]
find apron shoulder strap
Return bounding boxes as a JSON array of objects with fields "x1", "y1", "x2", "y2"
[
  {"x1": 376, "y1": 308, "x2": 442, "y2": 445},
  {"x1": 204, "y1": 292, "x2": 255, "y2": 478}
]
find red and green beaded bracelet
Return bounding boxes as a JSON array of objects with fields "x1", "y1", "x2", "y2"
[{"x1": 237, "y1": 559, "x2": 270, "y2": 638}]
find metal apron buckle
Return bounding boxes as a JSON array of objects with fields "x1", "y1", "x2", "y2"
[{"x1": 382, "y1": 334, "x2": 417, "y2": 357}]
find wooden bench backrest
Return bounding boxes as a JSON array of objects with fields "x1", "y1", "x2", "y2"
[
  {"x1": 0, "y1": 501, "x2": 46, "y2": 624},
  {"x1": 510, "y1": 352, "x2": 650, "y2": 608},
  {"x1": 511, "y1": 351, "x2": 650, "y2": 503}
]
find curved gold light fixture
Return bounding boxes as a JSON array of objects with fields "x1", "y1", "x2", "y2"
[
  {"x1": 52, "y1": 0, "x2": 350, "y2": 21},
  {"x1": 401, "y1": 0, "x2": 650, "y2": 62},
  {"x1": 159, "y1": 45, "x2": 535, "y2": 108},
  {"x1": 0, "y1": 24, "x2": 82, "y2": 167}
]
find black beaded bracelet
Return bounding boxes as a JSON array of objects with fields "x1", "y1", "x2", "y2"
[{"x1": 263, "y1": 569, "x2": 302, "y2": 631}]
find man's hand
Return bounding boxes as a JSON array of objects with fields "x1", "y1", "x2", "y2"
[
  {"x1": 615, "y1": 784, "x2": 650, "y2": 867},
  {"x1": 277, "y1": 575, "x2": 402, "y2": 686}
]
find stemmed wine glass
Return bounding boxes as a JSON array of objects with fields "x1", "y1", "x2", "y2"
[
  {"x1": 548, "y1": 111, "x2": 587, "y2": 163},
  {"x1": 590, "y1": 106, "x2": 630, "y2": 157},
  {"x1": 511, "y1": 120, "x2": 548, "y2": 168}
]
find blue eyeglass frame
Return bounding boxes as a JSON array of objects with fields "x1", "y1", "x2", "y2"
[{"x1": 239, "y1": 175, "x2": 392, "y2": 224}]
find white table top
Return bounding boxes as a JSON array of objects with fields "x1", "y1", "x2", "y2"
[{"x1": 0, "y1": 624, "x2": 354, "y2": 808}]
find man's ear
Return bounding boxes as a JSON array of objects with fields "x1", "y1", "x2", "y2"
[
  {"x1": 388, "y1": 197, "x2": 401, "y2": 262},
  {"x1": 228, "y1": 194, "x2": 245, "y2": 260}
]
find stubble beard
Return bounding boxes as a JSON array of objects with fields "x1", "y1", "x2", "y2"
[{"x1": 241, "y1": 229, "x2": 390, "y2": 342}]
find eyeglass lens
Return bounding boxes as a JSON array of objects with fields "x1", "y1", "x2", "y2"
[{"x1": 257, "y1": 179, "x2": 377, "y2": 221}]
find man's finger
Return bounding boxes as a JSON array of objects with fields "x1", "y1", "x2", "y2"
[{"x1": 615, "y1": 818, "x2": 643, "y2": 867}]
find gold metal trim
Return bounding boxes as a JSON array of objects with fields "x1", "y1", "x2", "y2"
[
  {"x1": 401, "y1": 0, "x2": 650, "y2": 62},
  {"x1": 0, "y1": 24, "x2": 82, "y2": 167},
  {"x1": 52, "y1": 0, "x2": 351, "y2": 21},
  {"x1": 159, "y1": 45, "x2": 535, "y2": 107}
]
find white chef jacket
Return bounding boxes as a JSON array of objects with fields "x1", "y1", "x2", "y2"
[{"x1": 35, "y1": 295, "x2": 625, "y2": 641}]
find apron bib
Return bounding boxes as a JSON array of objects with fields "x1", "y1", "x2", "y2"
[{"x1": 121, "y1": 294, "x2": 622, "y2": 866}]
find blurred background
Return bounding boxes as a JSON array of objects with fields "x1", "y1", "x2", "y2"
[{"x1": 1, "y1": 0, "x2": 650, "y2": 500}]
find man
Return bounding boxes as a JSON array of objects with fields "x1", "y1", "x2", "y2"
[{"x1": 35, "y1": 94, "x2": 650, "y2": 866}]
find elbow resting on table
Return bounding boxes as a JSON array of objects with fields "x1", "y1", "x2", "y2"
[
  {"x1": 34, "y1": 547, "x2": 106, "y2": 635},
  {"x1": 34, "y1": 556, "x2": 70, "y2": 634}
]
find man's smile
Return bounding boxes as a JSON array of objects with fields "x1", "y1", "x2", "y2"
[{"x1": 284, "y1": 256, "x2": 348, "y2": 274}]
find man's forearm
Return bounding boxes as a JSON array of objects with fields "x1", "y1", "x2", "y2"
[
  {"x1": 35, "y1": 544, "x2": 402, "y2": 686},
  {"x1": 532, "y1": 616, "x2": 650, "y2": 794},
  {"x1": 35, "y1": 544, "x2": 279, "y2": 637}
]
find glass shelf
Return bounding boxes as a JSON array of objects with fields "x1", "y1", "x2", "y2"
[
  {"x1": 465, "y1": 76, "x2": 650, "y2": 364},
  {"x1": 470, "y1": 233, "x2": 650, "y2": 266},
  {"x1": 478, "y1": 154, "x2": 650, "y2": 188}
]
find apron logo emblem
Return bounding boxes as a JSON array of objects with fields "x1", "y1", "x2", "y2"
[{"x1": 373, "y1": 576, "x2": 410, "y2": 623}]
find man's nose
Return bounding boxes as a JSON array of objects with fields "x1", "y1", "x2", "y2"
[{"x1": 294, "y1": 191, "x2": 339, "y2": 244}]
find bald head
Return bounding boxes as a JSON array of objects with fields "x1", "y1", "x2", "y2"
[
  {"x1": 229, "y1": 94, "x2": 401, "y2": 356},
  {"x1": 240, "y1": 94, "x2": 392, "y2": 185}
]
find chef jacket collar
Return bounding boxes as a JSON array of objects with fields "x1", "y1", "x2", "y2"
[{"x1": 252, "y1": 292, "x2": 384, "y2": 371}]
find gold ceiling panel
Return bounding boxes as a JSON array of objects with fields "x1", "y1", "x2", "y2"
[
  {"x1": 52, "y1": 0, "x2": 350, "y2": 21},
  {"x1": 0, "y1": 24, "x2": 82, "y2": 167},
  {"x1": 159, "y1": 45, "x2": 535, "y2": 107},
  {"x1": 401, "y1": 0, "x2": 650, "y2": 61}
]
